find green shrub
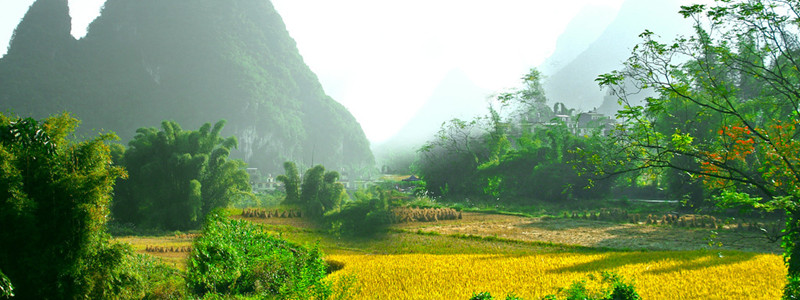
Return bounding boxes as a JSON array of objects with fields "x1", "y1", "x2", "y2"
[
  {"x1": 470, "y1": 292, "x2": 524, "y2": 300},
  {"x1": 542, "y1": 272, "x2": 640, "y2": 300},
  {"x1": 471, "y1": 291, "x2": 494, "y2": 300},
  {"x1": 506, "y1": 294, "x2": 524, "y2": 300},
  {"x1": 325, "y1": 186, "x2": 393, "y2": 238},
  {"x1": 90, "y1": 247, "x2": 188, "y2": 299},
  {"x1": 325, "y1": 197, "x2": 391, "y2": 238},
  {"x1": 187, "y1": 211, "x2": 331, "y2": 298}
]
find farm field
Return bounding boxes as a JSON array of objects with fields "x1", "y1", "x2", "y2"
[
  {"x1": 326, "y1": 251, "x2": 784, "y2": 299},
  {"x1": 398, "y1": 212, "x2": 783, "y2": 253},
  {"x1": 115, "y1": 210, "x2": 787, "y2": 299}
]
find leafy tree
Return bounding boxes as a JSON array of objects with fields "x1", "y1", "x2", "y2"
[
  {"x1": 479, "y1": 124, "x2": 610, "y2": 202},
  {"x1": 111, "y1": 120, "x2": 250, "y2": 230},
  {"x1": 0, "y1": 113, "x2": 131, "y2": 298},
  {"x1": 417, "y1": 67, "x2": 610, "y2": 203},
  {"x1": 320, "y1": 170, "x2": 346, "y2": 212},
  {"x1": 497, "y1": 68, "x2": 555, "y2": 128},
  {"x1": 276, "y1": 162, "x2": 346, "y2": 217},
  {"x1": 277, "y1": 161, "x2": 301, "y2": 204},
  {"x1": 591, "y1": 0, "x2": 800, "y2": 296},
  {"x1": 301, "y1": 165, "x2": 327, "y2": 216},
  {"x1": 417, "y1": 118, "x2": 489, "y2": 197},
  {"x1": 299, "y1": 164, "x2": 346, "y2": 217}
]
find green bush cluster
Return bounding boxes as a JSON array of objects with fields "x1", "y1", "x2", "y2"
[
  {"x1": 324, "y1": 186, "x2": 393, "y2": 238},
  {"x1": 326, "y1": 199, "x2": 392, "y2": 238},
  {"x1": 86, "y1": 246, "x2": 188, "y2": 299},
  {"x1": 542, "y1": 272, "x2": 640, "y2": 300},
  {"x1": 277, "y1": 162, "x2": 394, "y2": 238},
  {"x1": 470, "y1": 291, "x2": 524, "y2": 300},
  {"x1": 187, "y1": 212, "x2": 331, "y2": 298},
  {"x1": 470, "y1": 272, "x2": 640, "y2": 300}
]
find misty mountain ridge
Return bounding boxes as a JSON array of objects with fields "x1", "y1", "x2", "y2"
[
  {"x1": 540, "y1": 0, "x2": 695, "y2": 115},
  {"x1": 0, "y1": 0, "x2": 374, "y2": 174},
  {"x1": 373, "y1": 68, "x2": 491, "y2": 171},
  {"x1": 538, "y1": 4, "x2": 617, "y2": 76}
]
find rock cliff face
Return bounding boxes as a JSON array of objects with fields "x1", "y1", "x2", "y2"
[{"x1": 0, "y1": 0, "x2": 374, "y2": 173}]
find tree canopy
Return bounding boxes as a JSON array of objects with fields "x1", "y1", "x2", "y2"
[
  {"x1": 592, "y1": 0, "x2": 800, "y2": 296},
  {"x1": 416, "y1": 68, "x2": 610, "y2": 202},
  {"x1": 0, "y1": 112, "x2": 128, "y2": 298},
  {"x1": 111, "y1": 120, "x2": 250, "y2": 230},
  {"x1": 277, "y1": 161, "x2": 301, "y2": 204},
  {"x1": 277, "y1": 162, "x2": 346, "y2": 218}
]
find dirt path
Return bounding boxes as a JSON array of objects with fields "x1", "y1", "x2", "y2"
[{"x1": 400, "y1": 212, "x2": 782, "y2": 253}]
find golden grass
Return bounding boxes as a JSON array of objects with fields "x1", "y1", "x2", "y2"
[
  {"x1": 112, "y1": 212, "x2": 787, "y2": 299},
  {"x1": 326, "y1": 251, "x2": 785, "y2": 300}
]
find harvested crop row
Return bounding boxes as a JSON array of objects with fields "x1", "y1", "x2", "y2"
[
  {"x1": 241, "y1": 208, "x2": 302, "y2": 218},
  {"x1": 391, "y1": 207, "x2": 461, "y2": 223},
  {"x1": 145, "y1": 245, "x2": 192, "y2": 253}
]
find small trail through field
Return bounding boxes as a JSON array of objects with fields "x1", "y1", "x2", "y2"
[{"x1": 400, "y1": 212, "x2": 782, "y2": 253}]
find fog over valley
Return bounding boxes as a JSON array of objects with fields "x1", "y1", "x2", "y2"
[
  {"x1": 1, "y1": 0, "x2": 796, "y2": 299},
  {"x1": 1, "y1": 0, "x2": 699, "y2": 145}
]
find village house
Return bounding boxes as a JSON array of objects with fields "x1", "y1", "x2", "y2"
[
  {"x1": 246, "y1": 168, "x2": 279, "y2": 193},
  {"x1": 574, "y1": 109, "x2": 615, "y2": 136}
]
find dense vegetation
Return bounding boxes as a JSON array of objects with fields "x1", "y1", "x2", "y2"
[
  {"x1": 278, "y1": 162, "x2": 348, "y2": 216},
  {"x1": 588, "y1": 0, "x2": 800, "y2": 297},
  {"x1": 415, "y1": 69, "x2": 615, "y2": 204},
  {"x1": 111, "y1": 120, "x2": 250, "y2": 231},
  {"x1": 325, "y1": 186, "x2": 393, "y2": 238},
  {"x1": 299, "y1": 165, "x2": 348, "y2": 218},
  {"x1": 471, "y1": 272, "x2": 640, "y2": 300},
  {"x1": 0, "y1": 114, "x2": 353, "y2": 299},
  {"x1": 277, "y1": 161, "x2": 391, "y2": 237},
  {"x1": 0, "y1": 0, "x2": 374, "y2": 174},
  {"x1": 187, "y1": 212, "x2": 332, "y2": 298},
  {"x1": 2, "y1": 0, "x2": 797, "y2": 298},
  {"x1": 0, "y1": 113, "x2": 177, "y2": 299}
]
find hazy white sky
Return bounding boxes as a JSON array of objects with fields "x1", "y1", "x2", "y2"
[{"x1": 0, "y1": 0, "x2": 627, "y2": 143}]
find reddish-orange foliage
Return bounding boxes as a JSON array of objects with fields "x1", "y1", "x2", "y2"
[
  {"x1": 700, "y1": 124, "x2": 756, "y2": 187},
  {"x1": 701, "y1": 120, "x2": 800, "y2": 193}
]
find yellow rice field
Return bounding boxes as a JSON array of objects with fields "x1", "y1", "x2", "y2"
[{"x1": 326, "y1": 251, "x2": 785, "y2": 300}]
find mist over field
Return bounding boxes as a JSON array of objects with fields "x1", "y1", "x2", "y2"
[{"x1": 0, "y1": 0, "x2": 795, "y2": 299}]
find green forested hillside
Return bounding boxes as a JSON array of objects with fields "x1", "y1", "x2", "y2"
[{"x1": 0, "y1": 0, "x2": 374, "y2": 174}]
